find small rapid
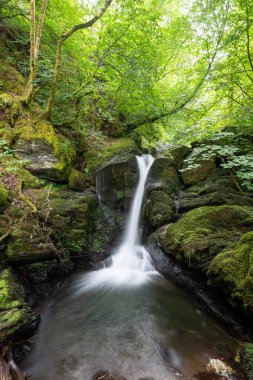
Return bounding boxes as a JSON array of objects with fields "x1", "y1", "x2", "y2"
[{"x1": 78, "y1": 154, "x2": 158, "y2": 290}]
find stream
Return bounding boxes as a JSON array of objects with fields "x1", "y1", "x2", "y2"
[{"x1": 23, "y1": 155, "x2": 238, "y2": 380}]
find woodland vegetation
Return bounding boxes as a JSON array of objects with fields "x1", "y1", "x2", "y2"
[
  {"x1": 0, "y1": 1, "x2": 253, "y2": 379},
  {"x1": 0, "y1": 0, "x2": 253, "y2": 138}
]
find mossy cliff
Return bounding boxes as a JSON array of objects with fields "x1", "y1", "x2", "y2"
[{"x1": 147, "y1": 138, "x2": 253, "y2": 323}]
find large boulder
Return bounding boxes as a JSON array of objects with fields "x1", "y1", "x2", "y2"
[
  {"x1": 147, "y1": 155, "x2": 180, "y2": 194},
  {"x1": 95, "y1": 138, "x2": 140, "y2": 215},
  {"x1": 152, "y1": 205, "x2": 253, "y2": 273},
  {"x1": 181, "y1": 148, "x2": 216, "y2": 186},
  {"x1": 5, "y1": 212, "x2": 59, "y2": 263},
  {"x1": 13, "y1": 120, "x2": 76, "y2": 182},
  {"x1": 0, "y1": 268, "x2": 32, "y2": 345},
  {"x1": 154, "y1": 145, "x2": 190, "y2": 169},
  {"x1": 143, "y1": 189, "x2": 175, "y2": 229},
  {"x1": 208, "y1": 231, "x2": 253, "y2": 310},
  {"x1": 27, "y1": 189, "x2": 116, "y2": 263}
]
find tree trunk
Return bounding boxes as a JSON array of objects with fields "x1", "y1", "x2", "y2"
[
  {"x1": 23, "y1": 0, "x2": 35, "y2": 104},
  {"x1": 23, "y1": 0, "x2": 48, "y2": 105},
  {"x1": 45, "y1": 0, "x2": 113, "y2": 120}
]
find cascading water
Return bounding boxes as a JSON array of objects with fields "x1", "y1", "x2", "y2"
[
  {"x1": 24, "y1": 154, "x2": 238, "y2": 380},
  {"x1": 79, "y1": 154, "x2": 158, "y2": 290}
]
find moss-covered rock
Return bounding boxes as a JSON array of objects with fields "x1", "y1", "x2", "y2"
[
  {"x1": 1, "y1": 156, "x2": 44, "y2": 189},
  {"x1": 143, "y1": 189, "x2": 175, "y2": 229},
  {"x1": 85, "y1": 137, "x2": 139, "y2": 174},
  {"x1": 154, "y1": 205, "x2": 253, "y2": 271},
  {"x1": 68, "y1": 169, "x2": 87, "y2": 192},
  {"x1": 181, "y1": 148, "x2": 216, "y2": 186},
  {"x1": 13, "y1": 120, "x2": 76, "y2": 182},
  {"x1": 208, "y1": 232, "x2": 253, "y2": 309},
  {"x1": 0, "y1": 268, "x2": 32, "y2": 345},
  {"x1": 0, "y1": 182, "x2": 11, "y2": 212},
  {"x1": 154, "y1": 145, "x2": 190, "y2": 169},
  {"x1": 95, "y1": 138, "x2": 140, "y2": 214},
  {"x1": 0, "y1": 93, "x2": 22, "y2": 127},
  {"x1": 5, "y1": 212, "x2": 58, "y2": 263},
  {"x1": 26, "y1": 189, "x2": 116, "y2": 260},
  {"x1": 148, "y1": 157, "x2": 180, "y2": 193},
  {"x1": 178, "y1": 168, "x2": 253, "y2": 212}
]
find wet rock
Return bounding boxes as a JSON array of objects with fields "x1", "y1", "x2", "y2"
[
  {"x1": 5, "y1": 212, "x2": 58, "y2": 264},
  {"x1": 152, "y1": 205, "x2": 253, "y2": 273},
  {"x1": 143, "y1": 189, "x2": 175, "y2": 229},
  {"x1": 147, "y1": 238, "x2": 252, "y2": 338},
  {"x1": 155, "y1": 145, "x2": 190, "y2": 169},
  {"x1": 181, "y1": 148, "x2": 216, "y2": 186},
  {"x1": 147, "y1": 157, "x2": 180, "y2": 194},
  {"x1": 26, "y1": 258, "x2": 74, "y2": 297},
  {"x1": 95, "y1": 138, "x2": 140, "y2": 217},
  {"x1": 179, "y1": 168, "x2": 253, "y2": 212},
  {"x1": 27, "y1": 189, "x2": 117, "y2": 263},
  {"x1": 14, "y1": 121, "x2": 76, "y2": 182},
  {"x1": 208, "y1": 231, "x2": 253, "y2": 311},
  {"x1": 0, "y1": 268, "x2": 32, "y2": 346},
  {"x1": 206, "y1": 359, "x2": 234, "y2": 378}
]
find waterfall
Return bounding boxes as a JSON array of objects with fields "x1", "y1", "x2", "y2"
[{"x1": 78, "y1": 154, "x2": 159, "y2": 290}]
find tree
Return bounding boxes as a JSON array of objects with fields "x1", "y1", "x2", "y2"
[
  {"x1": 23, "y1": 0, "x2": 49, "y2": 104},
  {"x1": 44, "y1": 0, "x2": 113, "y2": 120}
]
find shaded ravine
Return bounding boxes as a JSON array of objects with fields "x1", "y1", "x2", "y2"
[{"x1": 23, "y1": 155, "x2": 239, "y2": 380}]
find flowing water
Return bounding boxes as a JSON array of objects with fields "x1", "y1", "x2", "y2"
[{"x1": 24, "y1": 155, "x2": 238, "y2": 380}]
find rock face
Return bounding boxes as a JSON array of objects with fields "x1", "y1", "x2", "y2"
[
  {"x1": 143, "y1": 146, "x2": 184, "y2": 233},
  {"x1": 0, "y1": 268, "x2": 32, "y2": 346},
  {"x1": 143, "y1": 189, "x2": 175, "y2": 229},
  {"x1": 153, "y1": 205, "x2": 253, "y2": 272},
  {"x1": 13, "y1": 121, "x2": 76, "y2": 182},
  {"x1": 208, "y1": 231, "x2": 253, "y2": 310},
  {"x1": 25, "y1": 189, "x2": 117, "y2": 264},
  {"x1": 95, "y1": 138, "x2": 140, "y2": 221},
  {"x1": 146, "y1": 136, "x2": 253, "y2": 320},
  {"x1": 181, "y1": 147, "x2": 216, "y2": 186}
]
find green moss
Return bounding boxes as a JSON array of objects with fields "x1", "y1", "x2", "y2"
[
  {"x1": 158, "y1": 205, "x2": 253, "y2": 269},
  {"x1": 181, "y1": 148, "x2": 216, "y2": 186},
  {"x1": 208, "y1": 231, "x2": 253, "y2": 309},
  {"x1": 68, "y1": 168, "x2": 87, "y2": 191},
  {"x1": 13, "y1": 120, "x2": 61, "y2": 155},
  {"x1": 144, "y1": 190, "x2": 175, "y2": 228},
  {"x1": 0, "y1": 182, "x2": 11, "y2": 212},
  {"x1": 13, "y1": 119, "x2": 76, "y2": 181},
  {"x1": 0, "y1": 40, "x2": 25, "y2": 96},
  {"x1": 0, "y1": 268, "x2": 31, "y2": 343},
  {"x1": 85, "y1": 137, "x2": 138, "y2": 173}
]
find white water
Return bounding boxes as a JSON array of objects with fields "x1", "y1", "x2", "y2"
[{"x1": 78, "y1": 154, "x2": 159, "y2": 290}]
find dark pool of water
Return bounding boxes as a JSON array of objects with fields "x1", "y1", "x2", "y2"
[{"x1": 23, "y1": 273, "x2": 238, "y2": 380}]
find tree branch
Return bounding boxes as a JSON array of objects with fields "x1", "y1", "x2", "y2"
[
  {"x1": 123, "y1": 1, "x2": 230, "y2": 131},
  {"x1": 45, "y1": 0, "x2": 113, "y2": 120}
]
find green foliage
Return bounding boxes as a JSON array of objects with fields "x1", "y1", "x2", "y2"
[
  {"x1": 0, "y1": 139, "x2": 13, "y2": 158},
  {"x1": 181, "y1": 131, "x2": 253, "y2": 191}
]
